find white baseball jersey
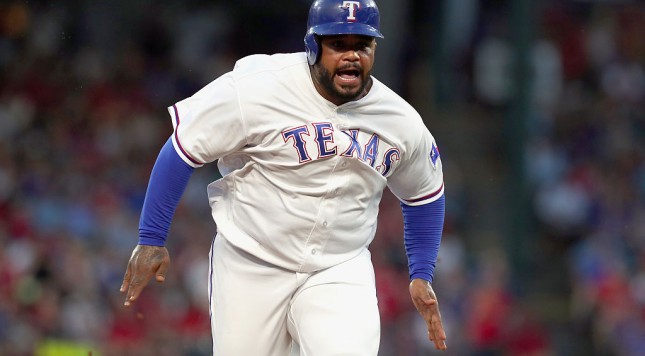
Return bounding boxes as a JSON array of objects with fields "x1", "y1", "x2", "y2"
[{"x1": 168, "y1": 52, "x2": 444, "y2": 273}]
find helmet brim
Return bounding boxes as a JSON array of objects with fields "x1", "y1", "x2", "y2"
[{"x1": 310, "y1": 22, "x2": 384, "y2": 39}]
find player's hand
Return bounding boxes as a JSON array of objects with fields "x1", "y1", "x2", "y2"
[
  {"x1": 120, "y1": 244, "x2": 170, "y2": 307},
  {"x1": 409, "y1": 278, "x2": 447, "y2": 351}
]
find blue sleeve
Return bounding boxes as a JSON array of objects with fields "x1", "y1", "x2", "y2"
[
  {"x1": 400, "y1": 194, "x2": 445, "y2": 283},
  {"x1": 138, "y1": 138, "x2": 195, "y2": 246}
]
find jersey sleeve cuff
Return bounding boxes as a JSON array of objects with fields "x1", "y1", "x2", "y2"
[
  {"x1": 168, "y1": 104, "x2": 204, "y2": 168},
  {"x1": 401, "y1": 182, "x2": 444, "y2": 206}
]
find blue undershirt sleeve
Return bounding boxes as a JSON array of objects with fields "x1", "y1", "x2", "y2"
[
  {"x1": 400, "y1": 194, "x2": 446, "y2": 283},
  {"x1": 138, "y1": 138, "x2": 195, "y2": 246}
]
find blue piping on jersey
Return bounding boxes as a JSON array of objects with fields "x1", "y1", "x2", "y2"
[
  {"x1": 404, "y1": 182, "x2": 444, "y2": 204},
  {"x1": 172, "y1": 105, "x2": 203, "y2": 165}
]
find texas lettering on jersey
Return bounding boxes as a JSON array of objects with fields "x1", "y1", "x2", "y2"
[{"x1": 282, "y1": 122, "x2": 400, "y2": 177}]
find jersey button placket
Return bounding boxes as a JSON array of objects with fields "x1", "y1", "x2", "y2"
[{"x1": 308, "y1": 220, "x2": 327, "y2": 258}]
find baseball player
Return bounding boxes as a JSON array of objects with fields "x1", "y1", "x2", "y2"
[{"x1": 120, "y1": 0, "x2": 447, "y2": 354}]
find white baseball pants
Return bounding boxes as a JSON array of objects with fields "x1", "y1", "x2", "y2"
[{"x1": 208, "y1": 235, "x2": 380, "y2": 356}]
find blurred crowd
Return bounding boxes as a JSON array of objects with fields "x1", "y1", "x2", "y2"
[
  {"x1": 0, "y1": 1, "x2": 643, "y2": 356},
  {"x1": 527, "y1": 4, "x2": 645, "y2": 356}
]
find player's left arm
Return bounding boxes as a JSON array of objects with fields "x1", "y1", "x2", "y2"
[
  {"x1": 401, "y1": 194, "x2": 447, "y2": 351},
  {"x1": 387, "y1": 120, "x2": 447, "y2": 349}
]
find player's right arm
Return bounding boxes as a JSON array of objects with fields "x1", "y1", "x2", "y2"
[
  {"x1": 120, "y1": 137, "x2": 195, "y2": 306},
  {"x1": 121, "y1": 69, "x2": 247, "y2": 305}
]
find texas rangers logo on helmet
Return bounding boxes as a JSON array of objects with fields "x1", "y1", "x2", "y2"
[
  {"x1": 343, "y1": 1, "x2": 361, "y2": 21},
  {"x1": 304, "y1": 0, "x2": 384, "y2": 65}
]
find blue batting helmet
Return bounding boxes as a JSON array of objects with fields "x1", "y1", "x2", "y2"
[{"x1": 304, "y1": 0, "x2": 384, "y2": 65}]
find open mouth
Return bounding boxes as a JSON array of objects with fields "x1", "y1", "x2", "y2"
[{"x1": 336, "y1": 68, "x2": 360, "y2": 82}]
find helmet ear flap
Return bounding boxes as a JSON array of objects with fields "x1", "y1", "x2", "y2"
[{"x1": 304, "y1": 32, "x2": 319, "y2": 65}]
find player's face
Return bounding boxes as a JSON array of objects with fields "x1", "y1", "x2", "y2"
[{"x1": 311, "y1": 35, "x2": 376, "y2": 106}]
